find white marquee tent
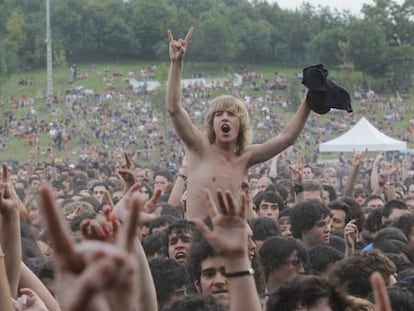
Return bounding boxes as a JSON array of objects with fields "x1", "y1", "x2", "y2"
[{"x1": 319, "y1": 117, "x2": 407, "y2": 152}]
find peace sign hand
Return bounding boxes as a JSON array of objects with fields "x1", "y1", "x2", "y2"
[{"x1": 167, "y1": 27, "x2": 194, "y2": 62}]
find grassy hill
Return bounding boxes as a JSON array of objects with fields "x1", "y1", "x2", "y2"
[{"x1": 0, "y1": 61, "x2": 413, "y2": 166}]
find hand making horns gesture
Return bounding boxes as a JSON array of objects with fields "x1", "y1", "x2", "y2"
[{"x1": 168, "y1": 26, "x2": 194, "y2": 62}]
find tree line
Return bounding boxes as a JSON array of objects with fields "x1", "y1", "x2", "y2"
[{"x1": 0, "y1": 0, "x2": 413, "y2": 91}]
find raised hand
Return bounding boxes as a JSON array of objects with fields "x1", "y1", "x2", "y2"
[
  {"x1": 352, "y1": 148, "x2": 368, "y2": 167},
  {"x1": 39, "y1": 186, "x2": 141, "y2": 311},
  {"x1": 193, "y1": 190, "x2": 248, "y2": 260},
  {"x1": 81, "y1": 206, "x2": 119, "y2": 243},
  {"x1": 167, "y1": 27, "x2": 194, "y2": 62},
  {"x1": 371, "y1": 272, "x2": 392, "y2": 311},
  {"x1": 15, "y1": 288, "x2": 48, "y2": 311},
  {"x1": 118, "y1": 153, "x2": 136, "y2": 193},
  {"x1": 0, "y1": 164, "x2": 19, "y2": 217}
]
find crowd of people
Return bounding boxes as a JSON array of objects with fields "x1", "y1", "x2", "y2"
[{"x1": 0, "y1": 28, "x2": 413, "y2": 310}]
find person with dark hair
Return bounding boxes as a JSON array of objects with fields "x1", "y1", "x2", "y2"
[
  {"x1": 329, "y1": 249, "x2": 396, "y2": 298},
  {"x1": 290, "y1": 200, "x2": 331, "y2": 249},
  {"x1": 308, "y1": 244, "x2": 343, "y2": 277},
  {"x1": 253, "y1": 191, "x2": 285, "y2": 221},
  {"x1": 249, "y1": 217, "x2": 280, "y2": 251},
  {"x1": 89, "y1": 181, "x2": 109, "y2": 204},
  {"x1": 370, "y1": 286, "x2": 414, "y2": 311},
  {"x1": 322, "y1": 183, "x2": 337, "y2": 204},
  {"x1": 266, "y1": 274, "x2": 352, "y2": 311},
  {"x1": 302, "y1": 180, "x2": 324, "y2": 202},
  {"x1": 393, "y1": 213, "x2": 414, "y2": 252},
  {"x1": 381, "y1": 200, "x2": 409, "y2": 226},
  {"x1": 143, "y1": 231, "x2": 166, "y2": 260},
  {"x1": 259, "y1": 236, "x2": 307, "y2": 292},
  {"x1": 278, "y1": 208, "x2": 292, "y2": 237},
  {"x1": 167, "y1": 28, "x2": 311, "y2": 221},
  {"x1": 339, "y1": 196, "x2": 365, "y2": 234},
  {"x1": 328, "y1": 200, "x2": 352, "y2": 236},
  {"x1": 154, "y1": 169, "x2": 173, "y2": 196},
  {"x1": 162, "y1": 294, "x2": 225, "y2": 311},
  {"x1": 365, "y1": 194, "x2": 385, "y2": 212},
  {"x1": 149, "y1": 257, "x2": 191, "y2": 309},
  {"x1": 164, "y1": 220, "x2": 196, "y2": 265}
]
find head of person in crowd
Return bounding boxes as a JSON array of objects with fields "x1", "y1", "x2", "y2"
[
  {"x1": 369, "y1": 286, "x2": 414, "y2": 311},
  {"x1": 406, "y1": 180, "x2": 414, "y2": 197},
  {"x1": 164, "y1": 220, "x2": 196, "y2": 265},
  {"x1": 89, "y1": 181, "x2": 108, "y2": 204},
  {"x1": 247, "y1": 173, "x2": 260, "y2": 194},
  {"x1": 328, "y1": 200, "x2": 352, "y2": 236},
  {"x1": 255, "y1": 175, "x2": 273, "y2": 194},
  {"x1": 302, "y1": 164, "x2": 314, "y2": 180},
  {"x1": 205, "y1": 95, "x2": 251, "y2": 155},
  {"x1": 98, "y1": 164, "x2": 111, "y2": 180},
  {"x1": 146, "y1": 215, "x2": 180, "y2": 240},
  {"x1": 404, "y1": 195, "x2": 414, "y2": 213},
  {"x1": 188, "y1": 237, "x2": 230, "y2": 307},
  {"x1": 51, "y1": 180, "x2": 65, "y2": 198},
  {"x1": 382, "y1": 199, "x2": 409, "y2": 226},
  {"x1": 393, "y1": 213, "x2": 414, "y2": 253},
  {"x1": 138, "y1": 181, "x2": 153, "y2": 203},
  {"x1": 29, "y1": 174, "x2": 41, "y2": 192},
  {"x1": 259, "y1": 236, "x2": 307, "y2": 292},
  {"x1": 59, "y1": 174, "x2": 73, "y2": 194},
  {"x1": 149, "y1": 257, "x2": 191, "y2": 309},
  {"x1": 249, "y1": 217, "x2": 281, "y2": 251},
  {"x1": 339, "y1": 196, "x2": 365, "y2": 234},
  {"x1": 364, "y1": 194, "x2": 385, "y2": 212},
  {"x1": 266, "y1": 275, "x2": 352, "y2": 311},
  {"x1": 143, "y1": 231, "x2": 165, "y2": 260},
  {"x1": 322, "y1": 183, "x2": 337, "y2": 204},
  {"x1": 253, "y1": 191, "x2": 285, "y2": 221},
  {"x1": 307, "y1": 244, "x2": 343, "y2": 278},
  {"x1": 302, "y1": 180, "x2": 323, "y2": 201},
  {"x1": 25, "y1": 257, "x2": 56, "y2": 297},
  {"x1": 161, "y1": 294, "x2": 225, "y2": 311},
  {"x1": 156, "y1": 203, "x2": 184, "y2": 219},
  {"x1": 278, "y1": 208, "x2": 292, "y2": 237},
  {"x1": 291, "y1": 200, "x2": 331, "y2": 249},
  {"x1": 353, "y1": 186, "x2": 368, "y2": 206},
  {"x1": 68, "y1": 212, "x2": 97, "y2": 243},
  {"x1": 154, "y1": 169, "x2": 173, "y2": 195},
  {"x1": 329, "y1": 249, "x2": 396, "y2": 298}
]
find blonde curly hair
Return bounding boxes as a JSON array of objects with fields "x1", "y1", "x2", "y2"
[{"x1": 205, "y1": 95, "x2": 251, "y2": 155}]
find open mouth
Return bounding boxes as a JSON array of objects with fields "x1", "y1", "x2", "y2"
[
  {"x1": 175, "y1": 252, "x2": 187, "y2": 262},
  {"x1": 212, "y1": 289, "x2": 228, "y2": 294},
  {"x1": 221, "y1": 124, "x2": 230, "y2": 133}
]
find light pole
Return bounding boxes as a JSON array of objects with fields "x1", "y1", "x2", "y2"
[{"x1": 46, "y1": 0, "x2": 53, "y2": 97}]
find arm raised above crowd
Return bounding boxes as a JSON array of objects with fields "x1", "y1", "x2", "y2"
[
  {"x1": 247, "y1": 93, "x2": 310, "y2": 166},
  {"x1": 193, "y1": 190, "x2": 262, "y2": 311},
  {"x1": 0, "y1": 164, "x2": 22, "y2": 298},
  {"x1": 166, "y1": 27, "x2": 204, "y2": 152}
]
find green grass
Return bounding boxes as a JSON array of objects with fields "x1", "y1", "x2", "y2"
[{"x1": 0, "y1": 61, "x2": 413, "y2": 164}]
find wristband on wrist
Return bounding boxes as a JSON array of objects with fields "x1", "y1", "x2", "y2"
[
  {"x1": 293, "y1": 183, "x2": 304, "y2": 194},
  {"x1": 224, "y1": 268, "x2": 254, "y2": 278},
  {"x1": 178, "y1": 173, "x2": 187, "y2": 181},
  {"x1": 0, "y1": 252, "x2": 5, "y2": 258}
]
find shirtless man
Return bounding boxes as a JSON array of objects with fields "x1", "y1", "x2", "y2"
[{"x1": 167, "y1": 27, "x2": 311, "y2": 220}]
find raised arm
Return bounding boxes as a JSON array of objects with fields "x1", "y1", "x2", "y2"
[
  {"x1": 167, "y1": 27, "x2": 203, "y2": 152},
  {"x1": 193, "y1": 190, "x2": 262, "y2": 311},
  {"x1": 0, "y1": 243, "x2": 14, "y2": 311},
  {"x1": 248, "y1": 93, "x2": 310, "y2": 166},
  {"x1": 343, "y1": 149, "x2": 367, "y2": 197},
  {"x1": 0, "y1": 164, "x2": 21, "y2": 298}
]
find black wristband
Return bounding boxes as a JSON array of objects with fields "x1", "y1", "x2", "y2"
[
  {"x1": 293, "y1": 183, "x2": 304, "y2": 194},
  {"x1": 224, "y1": 268, "x2": 254, "y2": 278}
]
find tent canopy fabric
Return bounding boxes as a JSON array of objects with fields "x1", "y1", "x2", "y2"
[{"x1": 319, "y1": 117, "x2": 407, "y2": 152}]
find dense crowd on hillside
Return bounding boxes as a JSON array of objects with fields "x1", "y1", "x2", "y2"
[{"x1": 1, "y1": 31, "x2": 414, "y2": 309}]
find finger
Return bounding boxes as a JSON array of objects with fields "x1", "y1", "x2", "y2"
[
  {"x1": 124, "y1": 152, "x2": 132, "y2": 168},
  {"x1": 121, "y1": 194, "x2": 142, "y2": 251},
  {"x1": 192, "y1": 218, "x2": 212, "y2": 240},
  {"x1": 68, "y1": 258, "x2": 117, "y2": 311},
  {"x1": 146, "y1": 188, "x2": 162, "y2": 212},
  {"x1": 371, "y1": 272, "x2": 392, "y2": 311},
  {"x1": 216, "y1": 190, "x2": 228, "y2": 215},
  {"x1": 184, "y1": 26, "x2": 194, "y2": 42},
  {"x1": 239, "y1": 192, "x2": 247, "y2": 219},
  {"x1": 224, "y1": 190, "x2": 236, "y2": 215},
  {"x1": 2, "y1": 164, "x2": 8, "y2": 183},
  {"x1": 126, "y1": 183, "x2": 141, "y2": 196},
  {"x1": 39, "y1": 186, "x2": 83, "y2": 272},
  {"x1": 167, "y1": 29, "x2": 174, "y2": 42},
  {"x1": 204, "y1": 189, "x2": 218, "y2": 219}
]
